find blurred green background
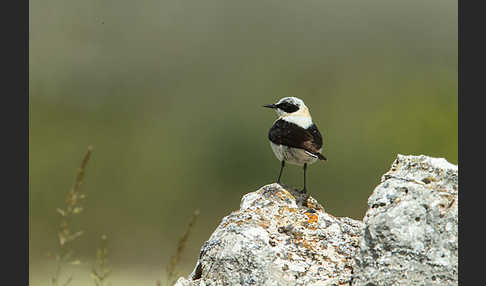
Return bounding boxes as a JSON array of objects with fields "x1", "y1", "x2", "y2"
[{"x1": 30, "y1": 0, "x2": 457, "y2": 284}]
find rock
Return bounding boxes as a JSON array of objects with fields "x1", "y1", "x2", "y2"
[
  {"x1": 352, "y1": 154, "x2": 458, "y2": 286},
  {"x1": 175, "y1": 154, "x2": 458, "y2": 286},
  {"x1": 176, "y1": 183, "x2": 362, "y2": 286},
  {"x1": 174, "y1": 277, "x2": 195, "y2": 286}
]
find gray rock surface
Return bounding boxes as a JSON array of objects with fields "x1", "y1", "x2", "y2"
[
  {"x1": 175, "y1": 154, "x2": 458, "y2": 286},
  {"x1": 177, "y1": 183, "x2": 362, "y2": 286},
  {"x1": 352, "y1": 154, "x2": 458, "y2": 286}
]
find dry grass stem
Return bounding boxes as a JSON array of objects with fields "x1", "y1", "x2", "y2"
[
  {"x1": 166, "y1": 209, "x2": 200, "y2": 286},
  {"x1": 90, "y1": 234, "x2": 111, "y2": 286},
  {"x1": 50, "y1": 146, "x2": 93, "y2": 286}
]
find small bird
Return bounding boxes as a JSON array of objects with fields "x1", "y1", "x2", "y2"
[{"x1": 263, "y1": 97, "x2": 327, "y2": 194}]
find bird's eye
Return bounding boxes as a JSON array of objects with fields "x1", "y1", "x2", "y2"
[{"x1": 277, "y1": 102, "x2": 299, "y2": 113}]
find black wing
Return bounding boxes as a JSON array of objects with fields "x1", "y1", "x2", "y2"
[{"x1": 268, "y1": 119, "x2": 326, "y2": 160}]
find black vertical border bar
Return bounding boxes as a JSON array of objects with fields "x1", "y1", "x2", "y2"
[
  {"x1": 25, "y1": 0, "x2": 30, "y2": 281},
  {"x1": 458, "y1": 0, "x2": 486, "y2": 284},
  {"x1": 1, "y1": 0, "x2": 30, "y2": 284},
  {"x1": 25, "y1": 0, "x2": 30, "y2": 283}
]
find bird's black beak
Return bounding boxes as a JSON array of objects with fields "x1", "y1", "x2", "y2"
[{"x1": 263, "y1": 104, "x2": 276, "y2": 109}]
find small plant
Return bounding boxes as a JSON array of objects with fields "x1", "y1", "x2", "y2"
[
  {"x1": 50, "y1": 146, "x2": 93, "y2": 286},
  {"x1": 90, "y1": 234, "x2": 112, "y2": 286},
  {"x1": 165, "y1": 209, "x2": 200, "y2": 286}
]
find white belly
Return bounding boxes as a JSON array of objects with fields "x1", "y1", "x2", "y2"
[{"x1": 270, "y1": 142, "x2": 320, "y2": 166}]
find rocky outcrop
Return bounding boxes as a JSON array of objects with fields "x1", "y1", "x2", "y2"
[
  {"x1": 352, "y1": 155, "x2": 458, "y2": 286},
  {"x1": 175, "y1": 155, "x2": 458, "y2": 286},
  {"x1": 177, "y1": 184, "x2": 362, "y2": 286}
]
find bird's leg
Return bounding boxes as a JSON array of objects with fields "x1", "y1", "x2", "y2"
[
  {"x1": 277, "y1": 160, "x2": 285, "y2": 184},
  {"x1": 302, "y1": 163, "x2": 307, "y2": 194}
]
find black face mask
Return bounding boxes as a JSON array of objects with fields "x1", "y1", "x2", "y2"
[{"x1": 277, "y1": 102, "x2": 299, "y2": 113}]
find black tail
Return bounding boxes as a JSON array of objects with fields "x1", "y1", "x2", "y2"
[{"x1": 317, "y1": 153, "x2": 327, "y2": 161}]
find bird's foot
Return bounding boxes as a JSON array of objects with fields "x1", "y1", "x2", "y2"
[{"x1": 298, "y1": 188, "x2": 310, "y2": 207}]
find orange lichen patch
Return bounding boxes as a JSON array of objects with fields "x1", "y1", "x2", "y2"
[
  {"x1": 292, "y1": 236, "x2": 318, "y2": 251},
  {"x1": 257, "y1": 220, "x2": 270, "y2": 229},
  {"x1": 235, "y1": 220, "x2": 245, "y2": 226},
  {"x1": 278, "y1": 206, "x2": 297, "y2": 215},
  {"x1": 301, "y1": 239, "x2": 315, "y2": 251},
  {"x1": 305, "y1": 199, "x2": 325, "y2": 211},
  {"x1": 305, "y1": 212, "x2": 319, "y2": 223},
  {"x1": 274, "y1": 190, "x2": 295, "y2": 202},
  {"x1": 287, "y1": 252, "x2": 293, "y2": 260}
]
